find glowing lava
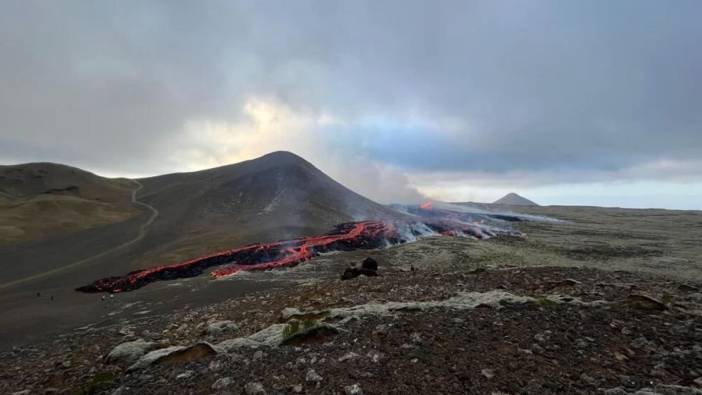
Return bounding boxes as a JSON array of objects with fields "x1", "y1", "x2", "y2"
[
  {"x1": 420, "y1": 200, "x2": 433, "y2": 210},
  {"x1": 76, "y1": 221, "x2": 399, "y2": 294},
  {"x1": 77, "y1": 217, "x2": 519, "y2": 294}
]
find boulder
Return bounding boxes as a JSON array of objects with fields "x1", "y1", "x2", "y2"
[
  {"x1": 361, "y1": 257, "x2": 378, "y2": 271},
  {"x1": 128, "y1": 342, "x2": 217, "y2": 371},
  {"x1": 341, "y1": 257, "x2": 379, "y2": 280},
  {"x1": 206, "y1": 320, "x2": 239, "y2": 335},
  {"x1": 106, "y1": 339, "x2": 156, "y2": 364}
]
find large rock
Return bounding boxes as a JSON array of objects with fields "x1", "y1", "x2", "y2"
[
  {"x1": 216, "y1": 324, "x2": 288, "y2": 351},
  {"x1": 361, "y1": 257, "x2": 378, "y2": 271},
  {"x1": 106, "y1": 339, "x2": 156, "y2": 364},
  {"x1": 206, "y1": 320, "x2": 239, "y2": 335},
  {"x1": 341, "y1": 257, "x2": 379, "y2": 280},
  {"x1": 128, "y1": 342, "x2": 218, "y2": 371}
]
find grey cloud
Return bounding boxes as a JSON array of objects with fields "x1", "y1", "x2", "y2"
[{"x1": 1, "y1": 0, "x2": 701, "y2": 201}]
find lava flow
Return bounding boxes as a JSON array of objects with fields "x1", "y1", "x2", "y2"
[
  {"x1": 76, "y1": 221, "x2": 399, "y2": 294},
  {"x1": 77, "y1": 217, "x2": 517, "y2": 294}
]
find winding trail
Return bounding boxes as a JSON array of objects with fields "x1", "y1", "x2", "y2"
[{"x1": 0, "y1": 180, "x2": 159, "y2": 290}]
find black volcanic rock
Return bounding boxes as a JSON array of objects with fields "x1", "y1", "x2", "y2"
[
  {"x1": 341, "y1": 257, "x2": 379, "y2": 280},
  {"x1": 361, "y1": 257, "x2": 378, "y2": 271}
]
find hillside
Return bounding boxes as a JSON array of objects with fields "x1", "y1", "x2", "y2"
[
  {"x1": 0, "y1": 151, "x2": 405, "y2": 348},
  {"x1": 0, "y1": 151, "x2": 402, "y2": 287},
  {"x1": 0, "y1": 163, "x2": 138, "y2": 245},
  {"x1": 493, "y1": 192, "x2": 538, "y2": 206},
  {"x1": 131, "y1": 151, "x2": 401, "y2": 266}
]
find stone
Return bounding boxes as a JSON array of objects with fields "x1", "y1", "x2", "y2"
[
  {"x1": 338, "y1": 352, "x2": 360, "y2": 362},
  {"x1": 176, "y1": 370, "x2": 193, "y2": 380},
  {"x1": 253, "y1": 350, "x2": 264, "y2": 362},
  {"x1": 212, "y1": 377, "x2": 232, "y2": 390},
  {"x1": 207, "y1": 320, "x2": 239, "y2": 335},
  {"x1": 361, "y1": 257, "x2": 378, "y2": 271},
  {"x1": 281, "y1": 307, "x2": 303, "y2": 321},
  {"x1": 306, "y1": 369, "x2": 323, "y2": 383},
  {"x1": 614, "y1": 351, "x2": 628, "y2": 361},
  {"x1": 344, "y1": 383, "x2": 364, "y2": 395},
  {"x1": 341, "y1": 257, "x2": 379, "y2": 280},
  {"x1": 128, "y1": 343, "x2": 218, "y2": 371},
  {"x1": 244, "y1": 382, "x2": 266, "y2": 395},
  {"x1": 106, "y1": 339, "x2": 156, "y2": 364},
  {"x1": 217, "y1": 324, "x2": 288, "y2": 351},
  {"x1": 481, "y1": 369, "x2": 495, "y2": 379}
]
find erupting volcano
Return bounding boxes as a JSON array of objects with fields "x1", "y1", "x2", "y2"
[{"x1": 76, "y1": 218, "x2": 510, "y2": 294}]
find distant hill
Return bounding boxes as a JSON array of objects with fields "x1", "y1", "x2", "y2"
[
  {"x1": 0, "y1": 163, "x2": 137, "y2": 245},
  {"x1": 493, "y1": 193, "x2": 538, "y2": 206}
]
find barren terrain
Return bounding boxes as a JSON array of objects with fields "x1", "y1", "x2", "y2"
[{"x1": 1, "y1": 205, "x2": 701, "y2": 394}]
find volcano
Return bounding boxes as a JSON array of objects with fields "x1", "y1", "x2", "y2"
[
  {"x1": 493, "y1": 193, "x2": 538, "y2": 206},
  {"x1": 0, "y1": 152, "x2": 401, "y2": 293},
  {"x1": 132, "y1": 151, "x2": 402, "y2": 265}
]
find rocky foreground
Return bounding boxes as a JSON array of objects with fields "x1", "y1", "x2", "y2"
[{"x1": 2, "y1": 259, "x2": 702, "y2": 395}]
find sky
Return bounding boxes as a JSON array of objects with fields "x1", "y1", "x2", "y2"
[{"x1": 1, "y1": 1, "x2": 701, "y2": 209}]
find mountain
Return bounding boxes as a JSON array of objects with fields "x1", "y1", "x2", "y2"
[
  {"x1": 0, "y1": 151, "x2": 404, "y2": 347},
  {"x1": 132, "y1": 151, "x2": 400, "y2": 266},
  {"x1": 0, "y1": 163, "x2": 138, "y2": 245},
  {"x1": 493, "y1": 192, "x2": 538, "y2": 206},
  {"x1": 0, "y1": 151, "x2": 400, "y2": 272}
]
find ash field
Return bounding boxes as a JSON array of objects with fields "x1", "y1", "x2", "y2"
[{"x1": 1, "y1": 152, "x2": 702, "y2": 395}]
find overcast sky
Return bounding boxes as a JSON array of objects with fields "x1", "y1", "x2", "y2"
[{"x1": 1, "y1": 0, "x2": 701, "y2": 208}]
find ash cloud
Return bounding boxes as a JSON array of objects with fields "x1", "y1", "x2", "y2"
[{"x1": 1, "y1": 1, "x2": 701, "y2": 206}]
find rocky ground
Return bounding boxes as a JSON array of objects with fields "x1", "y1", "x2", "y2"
[
  {"x1": 2, "y1": 262, "x2": 702, "y2": 394},
  {"x1": 2, "y1": 206, "x2": 702, "y2": 394}
]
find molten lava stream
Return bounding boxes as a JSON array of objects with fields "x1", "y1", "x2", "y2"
[
  {"x1": 211, "y1": 221, "x2": 396, "y2": 278},
  {"x1": 76, "y1": 220, "x2": 398, "y2": 293}
]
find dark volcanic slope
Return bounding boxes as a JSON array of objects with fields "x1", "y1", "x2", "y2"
[{"x1": 131, "y1": 151, "x2": 401, "y2": 267}]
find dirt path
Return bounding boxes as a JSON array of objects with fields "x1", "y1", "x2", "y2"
[{"x1": 0, "y1": 180, "x2": 159, "y2": 290}]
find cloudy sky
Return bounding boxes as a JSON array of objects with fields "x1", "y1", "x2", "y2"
[{"x1": 1, "y1": 1, "x2": 701, "y2": 208}]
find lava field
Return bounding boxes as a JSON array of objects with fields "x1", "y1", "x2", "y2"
[{"x1": 76, "y1": 217, "x2": 516, "y2": 294}]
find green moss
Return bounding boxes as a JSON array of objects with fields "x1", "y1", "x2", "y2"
[{"x1": 535, "y1": 297, "x2": 557, "y2": 308}]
